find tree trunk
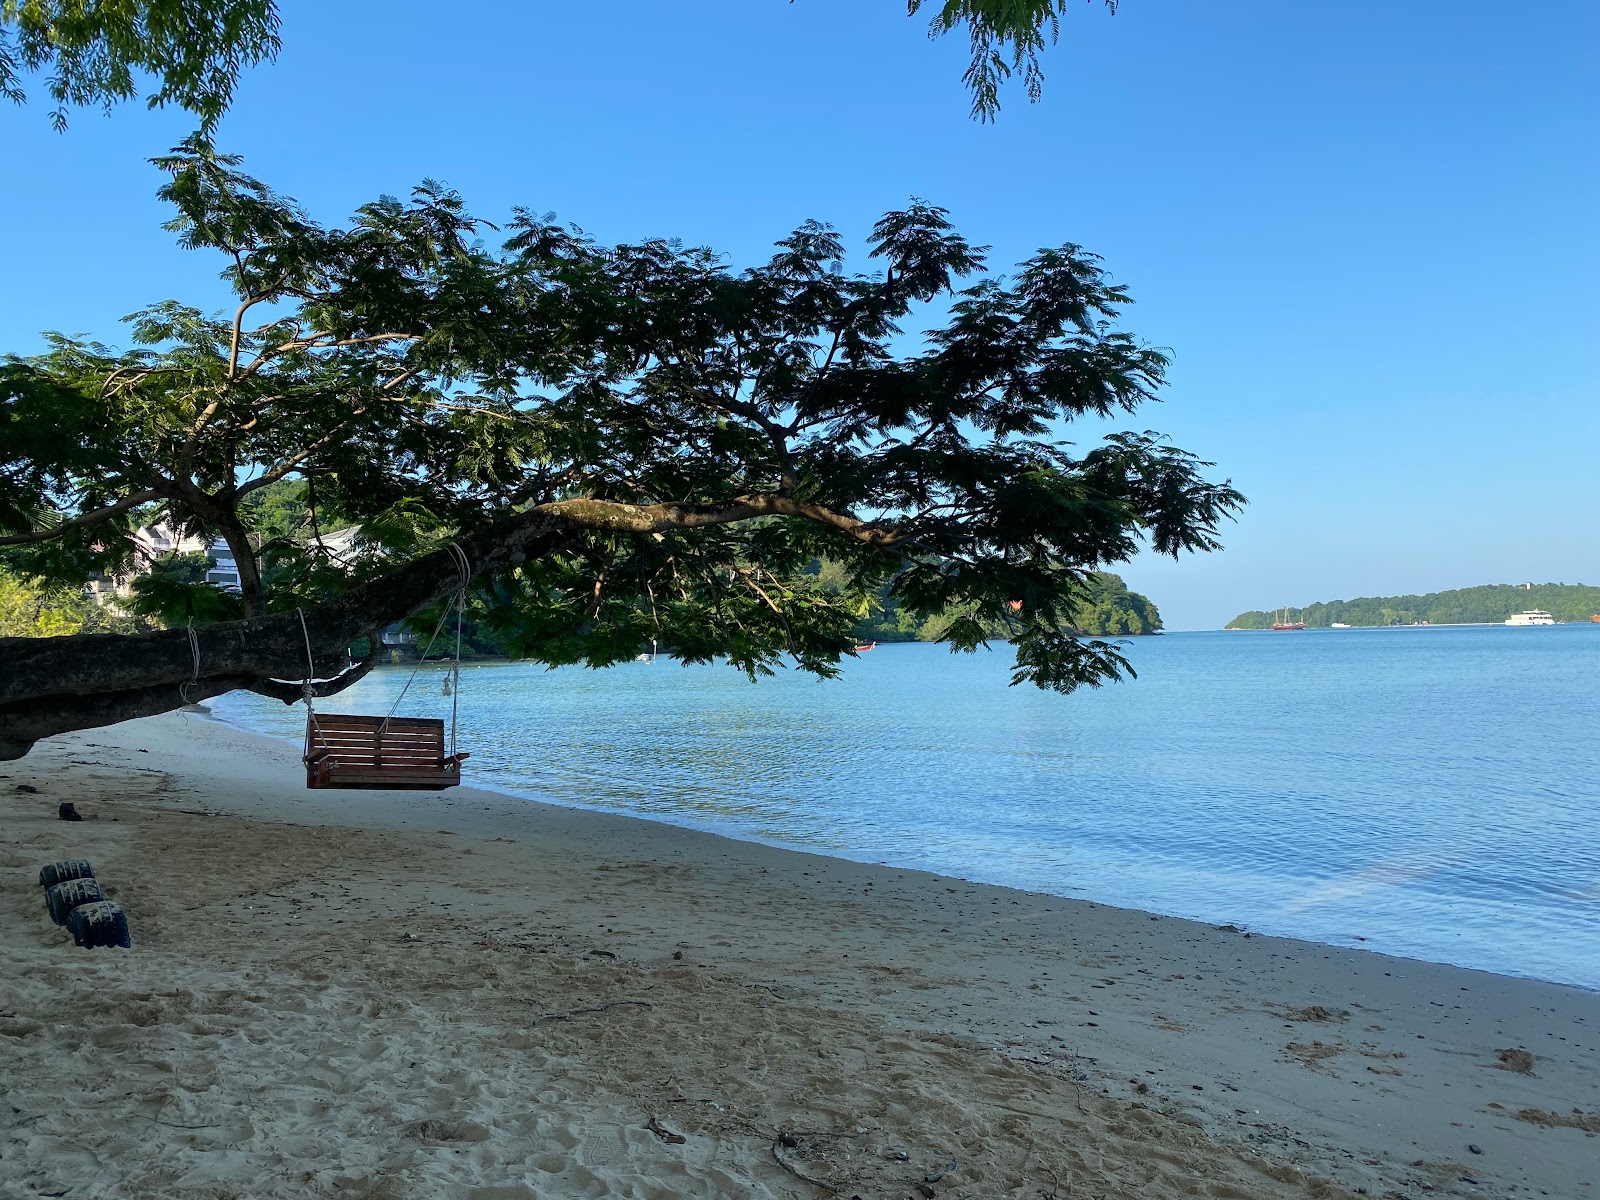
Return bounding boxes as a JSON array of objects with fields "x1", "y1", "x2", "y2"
[{"x1": 211, "y1": 505, "x2": 267, "y2": 618}]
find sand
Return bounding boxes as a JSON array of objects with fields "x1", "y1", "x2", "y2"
[{"x1": 1, "y1": 712, "x2": 1596, "y2": 1199}]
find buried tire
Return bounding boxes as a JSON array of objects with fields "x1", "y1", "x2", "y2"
[
  {"x1": 67, "y1": 901, "x2": 131, "y2": 949},
  {"x1": 39, "y1": 859, "x2": 94, "y2": 888},
  {"x1": 44, "y1": 877, "x2": 104, "y2": 925}
]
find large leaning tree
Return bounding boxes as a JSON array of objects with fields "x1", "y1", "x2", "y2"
[{"x1": 0, "y1": 141, "x2": 1240, "y2": 760}]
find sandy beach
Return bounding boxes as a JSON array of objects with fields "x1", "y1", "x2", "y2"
[{"x1": 2, "y1": 712, "x2": 1596, "y2": 1199}]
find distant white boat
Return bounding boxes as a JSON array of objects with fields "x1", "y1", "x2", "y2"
[
  {"x1": 1505, "y1": 610, "x2": 1556, "y2": 626},
  {"x1": 1330, "y1": 622, "x2": 1351, "y2": 629}
]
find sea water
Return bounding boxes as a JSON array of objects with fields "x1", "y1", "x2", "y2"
[{"x1": 212, "y1": 624, "x2": 1600, "y2": 988}]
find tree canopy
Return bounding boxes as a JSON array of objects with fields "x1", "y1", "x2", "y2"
[
  {"x1": 0, "y1": 0, "x2": 280, "y2": 131},
  {"x1": 913, "y1": 1, "x2": 1120, "y2": 120},
  {"x1": 3, "y1": 1, "x2": 1110, "y2": 130},
  {"x1": 0, "y1": 140, "x2": 1239, "y2": 758}
]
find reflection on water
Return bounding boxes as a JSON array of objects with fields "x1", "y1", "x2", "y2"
[{"x1": 213, "y1": 625, "x2": 1600, "y2": 988}]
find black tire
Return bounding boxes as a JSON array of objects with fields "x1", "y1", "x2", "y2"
[
  {"x1": 39, "y1": 859, "x2": 94, "y2": 888},
  {"x1": 67, "y1": 901, "x2": 131, "y2": 949},
  {"x1": 44, "y1": 877, "x2": 104, "y2": 925}
]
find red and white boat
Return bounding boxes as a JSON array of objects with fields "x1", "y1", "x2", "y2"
[{"x1": 1271, "y1": 606, "x2": 1306, "y2": 631}]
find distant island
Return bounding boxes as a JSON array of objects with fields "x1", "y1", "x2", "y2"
[{"x1": 1227, "y1": 583, "x2": 1600, "y2": 629}]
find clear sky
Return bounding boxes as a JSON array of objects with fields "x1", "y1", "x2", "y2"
[{"x1": 3, "y1": 0, "x2": 1595, "y2": 629}]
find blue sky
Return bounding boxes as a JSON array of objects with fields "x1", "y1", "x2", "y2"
[{"x1": 3, "y1": 0, "x2": 1595, "y2": 628}]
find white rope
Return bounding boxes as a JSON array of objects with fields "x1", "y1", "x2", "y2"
[
  {"x1": 450, "y1": 573, "x2": 463, "y2": 757},
  {"x1": 446, "y1": 543, "x2": 469, "y2": 758},
  {"x1": 179, "y1": 621, "x2": 202, "y2": 703},
  {"x1": 296, "y1": 606, "x2": 317, "y2": 683},
  {"x1": 381, "y1": 542, "x2": 472, "y2": 737},
  {"x1": 296, "y1": 607, "x2": 328, "y2": 752}
]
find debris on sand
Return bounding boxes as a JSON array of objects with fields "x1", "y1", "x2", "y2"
[
  {"x1": 1279, "y1": 1005, "x2": 1349, "y2": 1024},
  {"x1": 1282, "y1": 1040, "x2": 1348, "y2": 1072},
  {"x1": 1514, "y1": 1108, "x2": 1600, "y2": 1133},
  {"x1": 1492, "y1": 1047, "x2": 1535, "y2": 1074},
  {"x1": 402, "y1": 1118, "x2": 490, "y2": 1143}
]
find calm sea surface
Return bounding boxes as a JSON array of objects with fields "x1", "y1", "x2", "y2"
[{"x1": 212, "y1": 625, "x2": 1600, "y2": 988}]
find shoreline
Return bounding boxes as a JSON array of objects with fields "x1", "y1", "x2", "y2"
[
  {"x1": 2, "y1": 713, "x2": 1596, "y2": 1198},
  {"x1": 209, "y1": 692, "x2": 1597, "y2": 995},
  {"x1": 1223, "y1": 622, "x2": 1600, "y2": 630}
]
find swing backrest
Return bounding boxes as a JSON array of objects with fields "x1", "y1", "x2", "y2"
[{"x1": 304, "y1": 713, "x2": 463, "y2": 790}]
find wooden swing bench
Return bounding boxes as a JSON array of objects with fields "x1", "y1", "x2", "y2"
[
  {"x1": 295, "y1": 542, "x2": 474, "y2": 792},
  {"x1": 303, "y1": 713, "x2": 469, "y2": 790}
]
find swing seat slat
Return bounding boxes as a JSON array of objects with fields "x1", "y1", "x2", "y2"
[{"x1": 304, "y1": 713, "x2": 469, "y2": 790}]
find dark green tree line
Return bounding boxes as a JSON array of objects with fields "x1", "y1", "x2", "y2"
[
  {"x1": 1227, "y1": 583, "x2": 1600, "y2": 629},
  {"x1": 847, "y1": 567, "x2": 1160, "y2": 641}
]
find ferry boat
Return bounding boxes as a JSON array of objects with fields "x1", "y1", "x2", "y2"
[
  {"x1": 1505, "y1": 610, "x2": 1556, "y2": 626},
  {"x1": 1271, "y1": 605, "x2": 1306, "y2": 631}
]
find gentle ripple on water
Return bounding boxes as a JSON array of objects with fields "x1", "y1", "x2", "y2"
[{"x1": 211, "y1": 624, "x2": 1600, "y2": 988}]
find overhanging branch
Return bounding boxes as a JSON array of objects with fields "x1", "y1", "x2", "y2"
[
  {"x1": 0, "y1": 489, "x2": 910, "y2": 758},
  {"x1": 0, "y1": 488, "x2": 164, "y2": 548}
]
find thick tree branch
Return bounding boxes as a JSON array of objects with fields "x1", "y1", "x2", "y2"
[
  {"x1": 0, "y1": 673, "x2": 258, "y2": 762},
  {"x1": 0, "y1": 488, "x2": 165, "y2": 548},
  {"x1": 543, "y1": 493, "x2": 907, "y2": 549},
  {"x1": 233, "y1": 331, "x2": 420, "y2": 383},
  {"x1": 0, "y1": 652, "x2": 377, "y2": 763},
  {"x1": 0, "y1": 489, "x2": 910, "y2": 757}
]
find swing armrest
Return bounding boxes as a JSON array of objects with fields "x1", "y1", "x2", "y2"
[
  {"x1": 304, "y1": 748, "x2": 333, "y2": 765},
  {"x1": 442, "y1": 752, "x2": 470, "y2": 767}
]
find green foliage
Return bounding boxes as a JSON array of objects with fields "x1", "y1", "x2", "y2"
[
  {"x1": 0, "y1": 0, "x2": 280, "y2": 131},
  {"x1": 127, "y1": 551, "x2": 243, "y2": 625},
  {"x1": 1067, "y1": 570, "x2": 1160, "y2": 634},
  {"x1": 911, "y1": 0, "x2": 1118, "y2": 119},
  {"x1": 851, "y1": 568, "x2": 1160, "y2": 640},
  {"x1": 2, "y1": 2, "x2": 1113, "y2": 137},
  {"x1": 239, "y1": 477, "x2": 312, "y2": 541},
  {"x1": 2, "y1": 143, "x2": 1240, "y2": 696},
  {"x1": 0, "y1": 563, "x2": 132, "y2": 636},
  {"x1": 1227, "y1": 583, "x2": 1600, "y2": 629}
]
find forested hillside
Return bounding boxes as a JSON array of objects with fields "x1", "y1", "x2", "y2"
[
  {"x1": 852, "y1": 570, "x2": 1163, "y2": 642},
  {"x1": 1227, "y1": 583, "x2": 1600, "y2": 629}
]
